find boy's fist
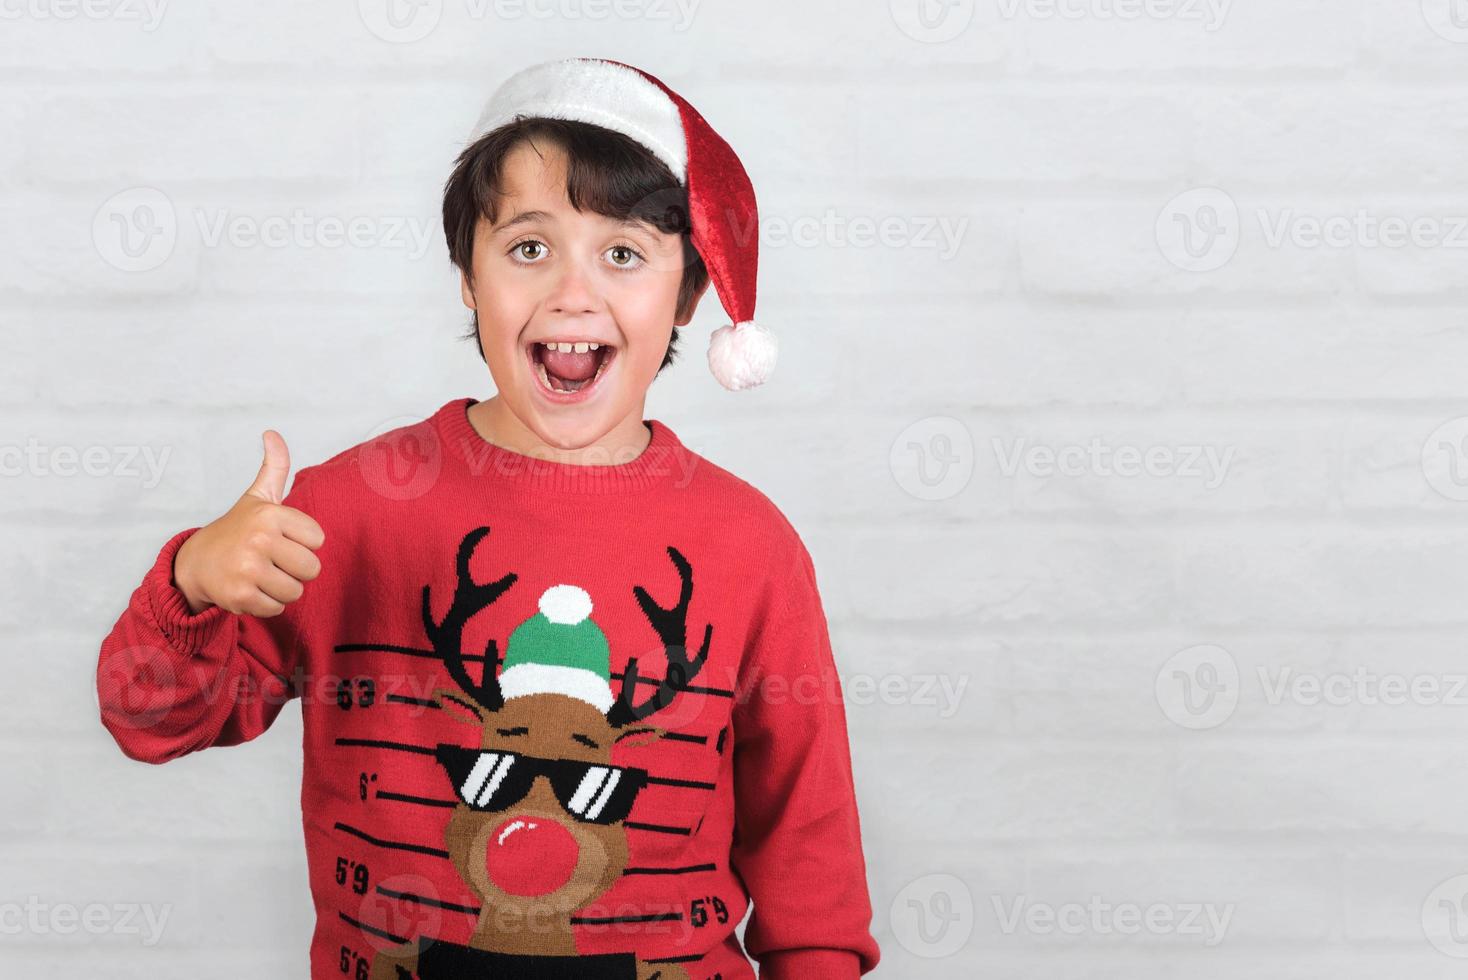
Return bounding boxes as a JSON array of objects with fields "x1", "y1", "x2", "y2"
[{"x1": 173, "y1": 430, "x2": 326, "y2": 617}]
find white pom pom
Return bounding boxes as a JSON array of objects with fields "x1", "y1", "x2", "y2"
[
  {"x1": 539, "y1": 584, "x2": 592, "y2": 624},
  {"x1": 708, "y1": 320, "x2": 778, "y2": 391}
]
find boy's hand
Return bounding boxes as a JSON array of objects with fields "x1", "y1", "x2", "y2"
[{"x1": 173, "y1": 430, "x2": 325, "y2": 617}]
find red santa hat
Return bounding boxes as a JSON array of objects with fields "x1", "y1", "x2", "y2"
[{"x1": 468, "y1": 57, "x2": 776, "y2": 391}]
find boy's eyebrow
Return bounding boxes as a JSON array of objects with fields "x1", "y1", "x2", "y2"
[
  {"x1": 493, "y1": 209, "x2": 659, "y2": 235},
  {"x1": 492, "y1": 209, "x2": 554, "y2": 233}
]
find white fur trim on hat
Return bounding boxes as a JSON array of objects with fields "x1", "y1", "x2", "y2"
[
  {"x1": 708, "y1": 320, "x2": 778, "y2": 391},
  {"x1": 499, "y1": 663, "x2": 615, "y2": 713},
  {"x1": 538, "y1": 584, "x2": 592, "y2": 625},
  {"x1": 470, "y1": 58, "x2": 688, "y2": 182}
]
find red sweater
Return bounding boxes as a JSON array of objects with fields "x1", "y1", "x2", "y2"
[{"x1": 95, "y1": 397, "x2": 880, "y2": 980}]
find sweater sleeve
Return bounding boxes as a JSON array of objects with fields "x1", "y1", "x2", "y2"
[
  {"x1": 729, "y1": 539, "x2": 881, "y2": 978},
  {"x1": 95, "y1": 473, "x2": 321, "y2": 765}
]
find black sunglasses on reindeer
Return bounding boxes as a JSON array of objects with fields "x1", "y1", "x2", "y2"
[{"x1": 435, "y1": 744, "x2": 650, "y2": 826}]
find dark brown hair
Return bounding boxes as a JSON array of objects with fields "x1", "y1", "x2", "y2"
[{"x1": 442, "y1": 116, "x2": 709, "y2": 371}]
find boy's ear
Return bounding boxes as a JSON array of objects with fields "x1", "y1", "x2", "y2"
[
  {"x1": 674, "y1": 277, "x2": 712, "y2": 327},
  {"x1": 460, "y1": 270, "x2": 477, "y2": 311}
]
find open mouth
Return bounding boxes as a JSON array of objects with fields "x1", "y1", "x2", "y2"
[{"x1": 527, "y1": 340, "x2": 616, "y2": 399}]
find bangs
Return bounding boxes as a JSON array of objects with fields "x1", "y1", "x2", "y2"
[{"x1": 446, "y1": 116, "x2": 696, "y2": 270}]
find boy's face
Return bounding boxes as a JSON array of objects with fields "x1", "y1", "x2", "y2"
[{"x1": 460, "y1": 139, "x2": 704, "y2": 450}]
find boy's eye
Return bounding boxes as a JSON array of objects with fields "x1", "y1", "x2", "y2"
[
  {"x1": 513, "y1": 240, "x2": 546, "y2": 262},
  {"x1": 607, "y1": 245, "x2": 643, "y2": 268}
]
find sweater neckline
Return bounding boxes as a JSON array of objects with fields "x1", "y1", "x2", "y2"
[{"x1": 434, "y1": 397, "x2": 690, "y2": 495}]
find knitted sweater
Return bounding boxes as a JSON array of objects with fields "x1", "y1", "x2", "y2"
[{"x1": 95, "y1": 397, "x2": 881, "y2": 980}]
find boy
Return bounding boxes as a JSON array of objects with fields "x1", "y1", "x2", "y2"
[{"x1": 96, "y1": 58, "x2": 880, "y2": 980}]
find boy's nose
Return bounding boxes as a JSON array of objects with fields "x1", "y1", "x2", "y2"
[{"x1": 546, "y1": 261, "x2": 601, "y2": 316}]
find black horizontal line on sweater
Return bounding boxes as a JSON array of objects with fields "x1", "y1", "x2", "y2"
[
  {"x1": 646, "y1": 775, "x2": 716, "y2": 791},
  {"x1": 571, "y1": 911, "x2": 685, "y2": 925},
  {"x1": 620, "y1": 670, "x2": 737, "y2": 700},
  {"x1": 646, "y1": 953, "x2": 707, "y2": 964},
  {"x1": 334, "y1": 641, "x2": 736, "y2": 698},
  {"x1": 334, "y1": 821, "x2": 449, "y2": 859},
  {"x1": 385, "y1": 693, "x2": 439, "y2": 708},
  {"x1": 622, "y1": 863, "x2": 718, "y2": 876},
  {"x1": 376, "y1": 884, "x2": 478, "y2": 915},
  {"x1": 376, "y1": 790, "x2": 456, "y2": 808},
  {"x1": 335, "y1": 737, "x2": 436, "y2": 756},
  {"x1": 335, "y1": 738, "x2": 716, "y2": 793},
  {"x1": 339, "y1": 910, "x2": 408, "y2": 946},
  {"x1": 373, "y1": 887, "x2": 687, "y2": 927},
  {"x1": 336, "y1": 641, "x2": 484, "y2": 662},
  {"x1": 623, "y1": 820, "x2": 693, "y2": 836}
]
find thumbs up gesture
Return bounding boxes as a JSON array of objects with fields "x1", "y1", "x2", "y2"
[{"x1": 173, "y1": 430, "x2": 326, "y2": 617}]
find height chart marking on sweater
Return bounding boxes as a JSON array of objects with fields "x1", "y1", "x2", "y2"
[{"x1": 326, "y1": 526, "x2": 737, "y2": 980}]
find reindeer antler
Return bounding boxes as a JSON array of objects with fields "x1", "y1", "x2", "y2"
[
  {"x1": 607, "y1": 546, "x2": 712, "y2": 728},
  {"x1": 422, "y1": 527, "x2": 518, "y2": 713}
]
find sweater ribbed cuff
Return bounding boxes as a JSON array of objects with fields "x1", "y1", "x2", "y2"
[
  {"x1": 144, "y1": 527, "x2": 230, "y2": 654},
  {"x1": 758, "y1": 948, "x2": 863, "y2": 980}
]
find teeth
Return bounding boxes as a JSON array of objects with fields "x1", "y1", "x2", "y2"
[{"x1": 538, "y1": 341, "x2": 606, "y2": 353}]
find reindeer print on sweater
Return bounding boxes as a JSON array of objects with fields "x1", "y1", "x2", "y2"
[{"x1": 342, "y1": 527, "x2": 714, "y2": 980}]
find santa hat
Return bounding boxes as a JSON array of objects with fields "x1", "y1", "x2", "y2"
[
  {"x1": 468, "y1": 57, "x2": 776, "y2": 391},
  {"x1": 499, "y1": 584, "x2": 614, "y2": 713}
]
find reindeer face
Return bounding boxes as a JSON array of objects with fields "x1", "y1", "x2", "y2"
[
  {"x1": 435, "y1": 693, "x2": 663, "y2": 911},
  {"x1": 420, "y1": 528, "x2": 712, "y2": 934}
]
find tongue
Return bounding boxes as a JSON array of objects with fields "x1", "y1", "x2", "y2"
[{"x1": 541, "y1": 347, "x2": 599, "y2": 382}]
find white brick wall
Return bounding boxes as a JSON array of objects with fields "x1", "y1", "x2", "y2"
[{"x1": 6, "y1": 1, "x2": 1468, "y2": 975}]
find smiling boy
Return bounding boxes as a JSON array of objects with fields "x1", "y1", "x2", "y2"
[
  {"x1": 96, "y1": 58, "x2": 880, "y2": 979},
  {"x1": 450, "y1": 118, "x2": 712, "y2": 459}
]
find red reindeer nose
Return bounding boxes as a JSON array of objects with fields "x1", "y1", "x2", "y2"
[{"x1": 485, "y1": 816, "x2": 579, "y2": 896}]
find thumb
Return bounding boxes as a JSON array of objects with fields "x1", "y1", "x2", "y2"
[{"x1": 245, "y1": 429, "x2": 291, "y2": 504}]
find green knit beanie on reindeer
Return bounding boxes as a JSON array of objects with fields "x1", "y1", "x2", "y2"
[{"x1": 498, "y1": 584, "x2": 614, "y2": 713}]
